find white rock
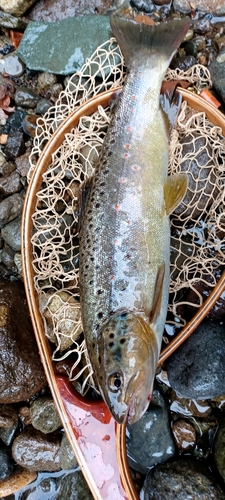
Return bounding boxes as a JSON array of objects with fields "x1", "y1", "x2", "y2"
[{"x1": 0, "y1": 0, "x2": 36, "y2": 17}]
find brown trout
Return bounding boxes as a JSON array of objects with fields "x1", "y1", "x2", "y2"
[{"x1": 79, "y1": 11, "x2": 190, "y2": 424}]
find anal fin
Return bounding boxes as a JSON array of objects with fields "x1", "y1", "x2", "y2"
[
  {"x1": 149, "y1": 262, "x2": 165, "y2": 324},
  {"x1": 164, "y1": 173, "x2": 188, "y2": 216}
]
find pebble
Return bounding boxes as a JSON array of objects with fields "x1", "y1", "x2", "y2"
[
  {"x1": 142, "y1": 459, "x2": 225, "y2": 499},
  {"x1": 36, "y1": 97, "x2": 51, "y2": 115},
  {"x1": 15, "y1": 151, "x2": 31, "y2": 178},
  {"x1": 6, "y1": 109, "x2": 26, "y2": 131},
  {"x1": 1, "y1": 216, "x2": 21, "y2": 251},
  {"x1": 0, "y1": 36, "x2": 14, "y2": 56},
  {"x1": 0, "y1": 54, "x2": 24, "y2": 77},
  {"x1": 0, "y1": 405, "x2": 18, "y2": 428},
  {"x1": 12, "y1": 427, "x2": 61, "y2": 472},
  {"x1": 0, "y1": 467, "x2": 37, "y2": 497},
  {"x1": 22, "y1": 114, "x2": 39, "y2": 137},
  {"x1": 169, "y1": 391, "x2": 212, "y2": 418},
  {"x1": 130, "y1": 0, "x2": 155, "y2": 13},
  {"x1": 30, "y1": 396, "x2": 62, "y2": 434},
  {"x1": 214, "y1": 418, "x2": 225, "y2": 482},
  {"x1": 172, "y1": 419, "x2": 196, "y2": 451},
  {"x1": 209, "y1": 58, "x2": 225, "y2": 105},
  {"x1": 0, "y1": 171, "x2": 22, "y2": 196},
  {"x1": 14, "y1": 86, "x2": 39, "y2": 109},
  {"x1": 0, "y1": 193, "x2": 23, "y2": 227},
  {"x1": 0, "y1": 443, "x2": 14, "y2": 480},
  {"x1": 173, "y1": 0, "x2": 225, "y2": 15},
  {"x1": 1, "y1": 243, "x2": 16, "y2": 270},
  {"x1": 14, "y1": 252, "x2": 22, "y2": 276},
  {"x1": 170, "y1": 54, "x2": 197, "y2": 71},
  {"x1": 60, "y1": 434, "x2": 78, "y2": 470},
  {"x1": 56, "y1": 470, "x2": 94, "y2": 499},
  {"x1": 0, "y1": 10, "x2": 28, "y2": 30},
  {"x1": 0, "y1": 161, "x2": 15, "y2": 177},
  {"x1": 0, "y1": 422, "x2": 18, "y2": 447},
  {"x1": 28, "y1": 0, "x2": 113, "y2": 21},
  {"x1": 4, "y1": 129, "x2": 25, "y2": 159},
  {"x1": 0, "y1": 280, "x2": 46, "y2": 404},
  {"x1": 167, "y1": 322, "x2": 225, "y2": 400},
  {"x1": 126, "y1": 388, "x2": 175, "y2": 474},
  {"x1": 37, "y1": 72, "x2": 58, "y2": 90},
  {"x1": 0, "y1": 0, "x2": 37, "y2": 17}
]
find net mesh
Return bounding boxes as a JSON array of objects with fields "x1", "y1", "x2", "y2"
[{"x1": 28, "y1": 39, "x2": 224, "y2": 392}]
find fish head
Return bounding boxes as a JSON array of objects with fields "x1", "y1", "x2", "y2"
[{"x1": 96, "y1": 311, "x2": 158, "y2": 424}]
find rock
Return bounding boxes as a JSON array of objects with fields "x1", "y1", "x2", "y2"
[
  {"x1": 0, "y1": 443, "x2": 14, "y2": 480},
  {"x1": 60, "y1": 434, "x2": 78, "y2": 470},
  {"x1": 1, "y1": 216, "x2": 21, "y2": 251},
  {"x1": 1, "y1": 243, "x2": 16, "y2": 270},
  {"x1": 0, "y1": 11, "x2": 28, "y2": 30},
  {"x1": 0, "y1": 193, "x2": 23, "y2": 227},
  {"x1": 14, "y1": 252, "x2": 22, "y2": 276},
  {"x1": 36, "y1": 98, "x2": 51, "y2": 115},
  {"x1": 30, "y1": 396, "x2": 62, "y2": 434},
  {"x1": 170, "y1": 55, "x2": 196, "y2": 71},
  {"x1": 28, "y1": 0, "x2": 113, "y2": 21},
  {"x1": 209, "y1": 58, "x2": 225, "y2": 105},
  {"x1": 57, "y1": 470, "x2": 93, "y2": 500},
  {"x1": 214, "y1": 419, "x2": 225, "y2": 482},
  {"x1": 0, "y1": 171, "x2": 22, "y2": 196},
  {"x1": 169, "y1": 391, "x2": 212, "y2": 418},
  {"x1": 0, "y1": 0, "x2": 37, "y2": 17},
  {"x1": 167, "y1": 321, "x2": 225, "y2": 400},
  {"x1": 37, "y1": 72, "x2": 57, "y2": 89},
  {"x1": 142, "y1": 459, "x2": 225, "y2": 499},
  {"x1": 193, "y1": 17, "x2": 211, "y2": 35},
  {"x1": 17, "y1": 16, "x2": 112, "y2": 75},
  {"x1": 0, "y1": 423, "x2": 18, "y2": 447},
  {"x1": 0, "y1": 161, "x2": 15, "y2": 177},
  {"x1": 126, "y1": 388, "x2": 175, "y2": 474},
  {"x1": 173, "y1": 0, "x2": 225, "y2": 15},
  {"x1": 0, "y1": 280, "x2": 46, "y2": 404},
  {"x1": 4, "y1": 130, "x2": 25, "y2": 159},
  {"x1": 184, "y1": 37, "x2": 206, "y2": 58},
  {"x1": 130, "y1": 0, "x2": 154, "y2": 13},
  {"x1": 0, "y1": 36, "x2": 14, "y2": 56},
  {"x1": 12, "y1": 427, "x2": 61, "y2": 472},
  {"x1": 172, "y1": 419, "x2": 196, "y2": 452},
  {"x1": 14, "y1": 86, "x2": 39, "y2": 109},
  {"x1": 0, "y1": 54, "x2": 24, "y2": 77},
  {"x1": 7, "y1": 109, "x2": 26, "y2": 131},
  {"x1": 15, "y1": 151, "x2": 31, "y2": 178},
  {"x1": 22, "y1": 114, "x2": 39, "y2": 137},
  {"x1": 0, "y1": 403, "x2": 18, "y2": 446},
  {"x1": 0, "y1": 466, "x2": 37, "y2": 497}
]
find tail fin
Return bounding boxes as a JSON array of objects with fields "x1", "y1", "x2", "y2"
[{"x1": 110, "y1": 13, "x2": 190, "y2": 70}]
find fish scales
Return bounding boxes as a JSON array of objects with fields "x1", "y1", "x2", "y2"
[{"x1": 79, "y1": 12, "x2": 190, "y2": 424}]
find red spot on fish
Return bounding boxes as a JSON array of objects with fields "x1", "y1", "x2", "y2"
[
  {"x1": 126, "y1": 220, "x2": 130, "y2": 225},
  {"x1": 114, "y1": 239, "x2": 119, "y2": 245},
  {"x1": 120, "y1": 177, "x2": 126, "y2": 183},
  {"x1": 133, "y1": 165, "x2": 139, "y2": 171},
  {"x1": 125, "y1": 144, "x2": 130, "y2": 149},
  {"x1": 138, "y1": 71, "x2": 143, "y2": 77},
  {"x1": 102, "y1": 434, "x2": 110, "y2": 441},
  {"x1": 132, "y1": 95, "x2": 136, "y2": 100},
  {"x1": 127, "y1": 126, "x2": 131, "y2": 132},
  {"x1": 124, "y1": 153, "x2": 129, "y2": 158},
  {"x1": 147, "y1": 393, "x2": 151, "y2": 402},
  {"x1": 111, "y1": 276, "x2": 115, "y2": 280},
  {"x1": 115, "y1": 204, "x2": 120, "y2": 210}
]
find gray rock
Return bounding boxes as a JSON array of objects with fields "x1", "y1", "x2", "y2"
[
  {"x1": 0, "y1": 405, "x2": 18, "y2": 446},
  {"x1": 7, "y1": 109, "x2": 26, "y2": 131},
  {"x1": 0, "y1": 36, "x2": 14, "y2": 56},
  {"x1": 4, "y1": 130, "x2": 25, "y2": 159},
  {"x1": 0, "y1": 280, "x2": 46, "y2": 404},
  {"x1": 15, "y1": 86, "x2": 39, "y2": 109},
  {"x1": 167, "y1": 321, "x2": 225, "y2": 400},
  {"x1": 12, "y1": 427, "x2": 61, "y2": 472},
  {"x1": 1, "y1": 216, "x2": 21, "y2": 251},
  {"x1": 57, "y1": 470, "x2": 93, "y2": 500},
  {"x1": 173, "y1": 0, "x2": 225, "y2": 15},
  {"x1": 15, "y1": 151, "x2": 31, "y2": 178},
  {"x1": 0, "y1": 443, "x2": 14, "y2": 480},
  {"x1": 17, "y1": 16, "x2": 112, "y2": 75},
  {"x1": 30, "y1": 396, "x2": 62, "y2": 434},
  {"x1": 209, "y1": 58, "x2": 225, "y2": 105},
  {"x1": 0, "y1": 161, "x2": 15, "y2": 177},
  {"x1": 213, "y1": 418, "x2": 225, "y2": 482},
  {"x1": 28, "y1": 0, "x2": 113, "y2": 21},
  {"x1": 126, "y1": 388, "x2": 175, "y2": 474},
  {"x1": 36, "y1": 98, "x2": 51, "y2": 115},
  {"x1": 142, "y1": 459, "x2": 225, "y2": 500},
  {"x1": 130, "y1": 0, "x2": 154, "y2": 13},
  {"x1": 1, "y1": 243, "x2": 15, "y2": 269},
  {"x1": 0, "y1": 0, "x2": 36, "y2": 17},
  {"x1": 37, "y1": 72, "x2": 57, "y2": 89},
  {"x1": 0, "y1": 193, "x2": 23, "y2": 227},
  {"x1": 0, "y1": 171, "x2": 22, "y2": 196},
  {"x1": 0, "y1": 10, "x2": 28, "y2": 30},
  {"x1": 60, "y1": 434, "x2": 78, "y2": 470},
  {"x1": 0, "y1": 54, "x2": 24, "y2": 77}
]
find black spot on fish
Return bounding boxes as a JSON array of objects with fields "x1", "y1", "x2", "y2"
[
  {"x1": 107, "y1": 151, "x2": 112, "y2": 157},
  {"x1": 98, "y1": 312, "x2": 103, "y2": 319},
  {"x1": 98, "y1": 356, "x2": 101, "y2": 364},
  {"x1": 120, "y1": 338, "x2": 126, "y2": 345},
  {"x1": 89, "y1": 280, "x2": 93, "y2": 285},
  {"x1": 109, "y1": 342, "x2": 114, "y2": 348},
  {"x1": 97, "y1": 289, "x2": 103, "y2": 295},
  {"x1": 96, "y1": 203, "x2": 100, "y2": 208},
  {"x1": 109, "y1": 333, "x2": 114, "y2": 339},
  {"x1": 92, "y1": 342, "x2": 95, "y2": 349},
  {"x1": 100, "y1": 182, "x2": 105, "y2": 187}
]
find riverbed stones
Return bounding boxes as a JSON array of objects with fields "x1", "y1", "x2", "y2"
[
  {"x1": 1, "y1": 216, "x2": 21, "y2": 251},
  {"x1": 0, "y1": 193, "x2": 23, "y2": 227},
  {"x1": 167, "y1": 321, "x2": 225, "y2": 400},
  {"x1": 0, "y1": 443, "x2": 14, "y2": 480},
  {"x1": 0, "y1": 467, "x2": 37, "y2": 497},
  {"x1": 60, "y1": 434, "x2": 78, "y2": 470},
  {"x1": 0, "y1": 54, "x2": 24, "y2": 77},
  {"x1": 0, "y1": 280, "x2": 46, "y2": 404},
  {"x1": 4, "y1": 129, "x2": 25, "y2": 159},
  {"x1": 30, "y1": 397, "x2": 62, "y2": 434},
  {"x1": 142, "y1": 459, "x2": 225, "y2": 499},
  {"x1": 171, "y1": 419, "x2": 196, "y2": 452},
  {"x1": 14, "y1": 86, "x2": 39, "y2": 109},
  {"x1": 12, "y1": 427, "x2": 61, "y2": 472},
  {"x1": 0, "y1": 0, "x2": 36, "y2": 16},
  {"x1": 173, "y1": 0, "x2": 225, "y2": 15}
]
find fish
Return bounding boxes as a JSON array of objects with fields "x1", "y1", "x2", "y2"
[{"x1": 79, "y1": 10, "x2": 190, "y2": 424}]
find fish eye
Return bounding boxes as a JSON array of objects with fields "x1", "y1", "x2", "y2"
[{"x1": 108, "y1": 372, "x2": 123, "y2": 392}]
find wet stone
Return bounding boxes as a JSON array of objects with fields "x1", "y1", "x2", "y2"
[
  {"x1": 0, "y1": 280, "x2": 46, "y2": 404},
  {"x1": 17, "y1": 16, "x2": 112, "y2": 75},
  {"x1": 0, "y1": 10, "x2": 28, "y2": 30},
  {"x1": 4, "y1": 130, "x2": 25, "y2": 159},
  {"x1": 130, "y1": 0, "x2": 154, "y2": 13},
  {"x1": 193, "y1": 17, "x2": 211, "y2": 35},
  {"x1": 14, "y1": 86, "x2": 39, "y2": 109},
  {"x1": 0, "y1": 193, "x2": 23, "y2": 227},
  {"x1": 0, "y1": 36, "x2": 14, "y2": 56},
  {"x1": 184, "y1": 37, "x2": 206, "y2": 58},
  {"x1": 60, "y1": 434, "x2": 78, "y2": 470},
  {"x1": 209, "y1": 58, "x2": 225, "y2": 105},
  {"x1": 0, "y1": 54, "x2": 24, "y2": 77},
  {"x1": 12, "y1": 427, "x2": 61, "y2": 472},
  {"x1": 57, "y1": 470, "x2": 93, "y2": 500},
  {"x1": 22, "y1": 114, "x2": 39, "y2": 137},
  {"x1": 0, "y1": 171, "x2": 22, "y2": 196},
  {"x1": 30, "y1": 396, "x2": 62, "y2": 434},
  {"x1": 0, "y1": 442, "x2": 14, "y2": 480},
  {"x1": 170, "y1": 54, "x2": 196, "y2": 71},
  {"x1": 0, "y1": 422, "x2": 18, "y2": 447},
  {"x1": 214, "y1": 418, "x2": 225, "y2": 482},
  {"x1": 1, "y1": 243, "x2": 16, "y2": 270},
  {"x1": 6, "y1": 109, "x2": 26, "y2": 131},
  {"x1": 0, "y1": 467, "x2": 37, "y2": 497},
  {"x1": 0, "y1": 405, "x2": 18, "y2": 428},
  {"x1": 167, "y1": 321, "x2": 225, "y2": 400},
  {"x1": 142, "y1": 459, "x2": 225, "y2": 500},
  {"x1": 37, "y1": 72, "x2": 57, "y2": 90},
  {"x1": 172, "y1": 419, "x2": 196, "y2": 452},
  {"x1": 1, "y1": 216, "x2": 21, "y2": 251},
  {"x1": 126, "y1": 388, "x2": 175, "y2": 474},
  {"x1": 36, "y1": 97, "x2": 51, "y2": 115},
  {"x1": 169, "y1": 391, "x2": 212, "y2": 418}
]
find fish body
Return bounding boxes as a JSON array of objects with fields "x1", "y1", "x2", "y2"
[{"x1": 79, "y1": 12, "x2": 189, "y2": 424}]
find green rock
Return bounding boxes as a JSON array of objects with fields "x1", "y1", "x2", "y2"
[{"x1": 17, "y1": 15, "x2": 113, "y2": 75}]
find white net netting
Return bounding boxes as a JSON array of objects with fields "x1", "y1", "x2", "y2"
[{"x1": 28, "y1": 39, "x2": 224, "y2": 392}]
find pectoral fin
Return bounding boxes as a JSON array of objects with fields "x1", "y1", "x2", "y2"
[
  {"x1": 149, "y1": 262, "x2": 165, "y2": 324},
  {"x1": 164, "y1": 173, "x2": 188, "y2": 216},
  {"x1": 78, "y1": 176, "x2": 93, "y2": 233}
]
